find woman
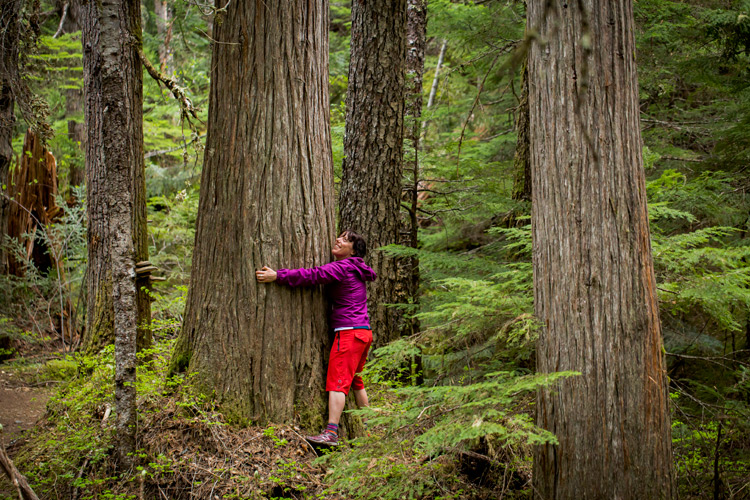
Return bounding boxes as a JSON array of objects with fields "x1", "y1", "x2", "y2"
[{"x1": 255, "y1": 230, "x2": 376, "y2": 446}]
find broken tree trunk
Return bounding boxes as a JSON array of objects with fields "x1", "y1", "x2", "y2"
[{"x1": 6, "y1": 129, "x2": 60, "y2": 277}]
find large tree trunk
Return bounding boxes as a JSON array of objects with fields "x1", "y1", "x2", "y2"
[
  {"x1": 82, "y1": 0, "x2": 150, "y2": 367},
  {"x1": 528, "y1": 1, "x2": 674, "y2": 498},
  {"x1": 82, "y1": 0, "x2": 145, "y2": 467},
  {"x1": 339, "y1": 0, "x2": 407, "y2": 347},
  {"x1": 172, "y1": 0, "x2": 335, "y2": 428},
  {"x1": 0, "y1": 0, "x2": 21, "y2": 276}
]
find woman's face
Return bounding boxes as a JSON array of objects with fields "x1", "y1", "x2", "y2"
[{"x1": 332, "y1": 232, "x2": 355, "y2": 260}]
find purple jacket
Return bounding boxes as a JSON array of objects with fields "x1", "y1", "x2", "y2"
[{"x1": 276, "y1": 257, "x2": 377, "y2": 329}]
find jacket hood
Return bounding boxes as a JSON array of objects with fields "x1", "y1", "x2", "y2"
[{"x1": 343, "y1": 256, "x2": 377, "y2": 282}]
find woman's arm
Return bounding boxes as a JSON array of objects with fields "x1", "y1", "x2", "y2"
[{"x1": 256, "y1": 261, "x2": 347, "y2": 287}]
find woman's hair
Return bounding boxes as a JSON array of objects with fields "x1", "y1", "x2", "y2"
[{"x1": 343, "y1": 230, "x2": 367, "y2": 258}]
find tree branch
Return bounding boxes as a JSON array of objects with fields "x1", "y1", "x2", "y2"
[
  {"x1": 136, "y1": 46, "x2": 202, "y2": 125},
  {"x1": 0, "y1": 440, "x2": 40, "y2": 500},
  {"x1": 52, "y1": 3, "x2": 68, "y2": 39}
]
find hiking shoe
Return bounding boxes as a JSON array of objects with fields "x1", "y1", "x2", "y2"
[{"x1": 305, "y1": 431, "x2": 339, "y2": 447}]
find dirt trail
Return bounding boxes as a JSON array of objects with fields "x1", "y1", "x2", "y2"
[{"x1": 0, "y1": 370, "x2": 50, "y2": 444}]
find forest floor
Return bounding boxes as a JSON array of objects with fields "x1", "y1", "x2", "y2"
[
  {"x1": 0, "y1": 366, "x2": 51, "y2": 498},
  {"x1": 0, "y1": 366, "x2": 51, "y2": 442}
]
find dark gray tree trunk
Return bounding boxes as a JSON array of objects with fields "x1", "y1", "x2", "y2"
[
  {"x1": 82, "y1": 0, "x2": 151, "y2": 356},
  {"x1": 511, "y1": 57, "x2": 530, "y2": 202},
  {"x1": 399, "y1": 0, "x2": 426, "y2": 338},
  {"x1": 528, "y1": 1, "x2": 674, "y2": 498},
  {"x1": 172, "y1": 0, "x2": 335, "y2": 428},
  {"x1": 66, "y1": 119, "x2": 85, "y2": 190},
  {"x1": 0, "y1": 0, "x2": 21, "y2": 276},
  {"x1": 81, "y1": 0, "x2": 146, "y2": 466},
  {"x1": 339, "y1": 0, "x2": 407, "y2": 347},
  {"x1": 58, "y1": 0, "x2": 85, "y2": 197}
]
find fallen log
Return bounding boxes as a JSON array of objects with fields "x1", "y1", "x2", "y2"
[{"x1": 0, "y1": 434, "x2": 40, "y2": 500}]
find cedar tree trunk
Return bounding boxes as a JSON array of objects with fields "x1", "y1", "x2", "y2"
[
  {"x1": 528, "y1": 1, "x2": 674, "y2": 498},
  {"x1": 339, "y1": 0, "x2": 407, "y2": 347},
  {"x1": 172, "y1": 0, "x2": 335, "y2": 427},
  {"x1": 82, "y1": 0, "x2": 151, "y2": 355},
  {"x1": 0, "y1": 0, "x2": 21, "y2": 276}
]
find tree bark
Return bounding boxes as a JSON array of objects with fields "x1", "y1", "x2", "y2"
[
  {"x1": 172, "y1": 0, "x2": 335, "y2": 428},
  {"x1": 82, "y1": 0, "x2": 145, "y2": 467},
  {"x1": 339, "y1": 0, "x2": 407, "y2": 347},
  {"x1": 399, "y1": 0, "x2": 426, "y2": 338},
  {"x1": 528, "y1": 1, "x2": 674, "y2": 498},
  {"x1": 0, "y1": 0, "x2": 21, "y2": 276},
  {"x1": 82, "y1": 0, "x2": 151, "y2": 356}
]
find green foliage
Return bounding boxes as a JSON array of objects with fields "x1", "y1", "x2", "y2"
[
  {"x1": 5, "y1": 0, "x2": 750, "y2": 497},
  {"x1": 322, "y1": 368, "x2": 574, "y2": 499},
  {"x1": 0, "y1": 190, "x2": 87, "y2": 346}
]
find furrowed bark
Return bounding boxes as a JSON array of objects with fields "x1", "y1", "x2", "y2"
[
  {"x1": 339, "y1": 0, "x2": 407, "y2": 347},
  {"x1": 82, "y1": 0, "x2": 150, "y2": 356},
  {"x1": 0, "y1": 0, "x2": 21, "y2": 276},
  {"x1": 173, "y1": 0, "x2": 335, "y2": 430},
  {"x1": 528, "y1": 0, "x2": 674, "y2": 497},
  {"x1": 82, "y1": 0, "x2": 146, "y2": 466}
]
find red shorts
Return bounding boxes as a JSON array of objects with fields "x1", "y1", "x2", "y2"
[{"x1": 326, "y1": 328, "x2": 372, "y2": 395}]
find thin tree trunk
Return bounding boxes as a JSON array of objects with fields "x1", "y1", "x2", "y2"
[
  {"x1": 400, "y1": 0, "x2": 426, "y2": 337},
  {"x1": 339, "y1": 0, "x2": 407, "y2": 347},
  {"x1": 53, "y1": 0, "x2": 86, "y2": 199},
  {"x1": 172, "y1": 0, "x2": 335, "y2": 429},
  {"x1": 154, "y1": 0, "x2": 172, "y2": 74},
  {"x1": 511, "y1": 56, "x2": 530, "y2": 202},
  {"x1": 82, "y1": 0, "x2": 150, "y2": 356},
  {"x1": 528, "y1": 1, "x2": 674, "y2": 498},
  {"x1": 82, "y1": 0, "x2": 145, "y2": 466},
  {"x1": 0, "y1": 0, "x2": 21, "y2": 276},
  {"x1": 424, "y1": 39, "x2": 447, "y2": 112},
  {"x1": 66, "y1": 120, "x2": 85, "y2": 190}
]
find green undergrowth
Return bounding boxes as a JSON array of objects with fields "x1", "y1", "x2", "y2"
[
  {"x1": 3, "y1": 339, "x2": 329, "y2": 500},
  {"x1": 1, "y1": 333, "x2": 573, "y2": 500},
  {"x1": 319, "y1": 344, "x2": 577, "y2": 499}
]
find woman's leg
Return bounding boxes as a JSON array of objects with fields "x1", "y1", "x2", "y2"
[
  {"x1": 353, "y1": 388, "x2": 368, "y2": 408},
  {"x1": 328, "y1": 390, "x2": 346, "y2": 424}
]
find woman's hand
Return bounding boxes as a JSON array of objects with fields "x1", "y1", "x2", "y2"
[{"x1": 255, "y1": 266, "x2": 277, "y2": 282}]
